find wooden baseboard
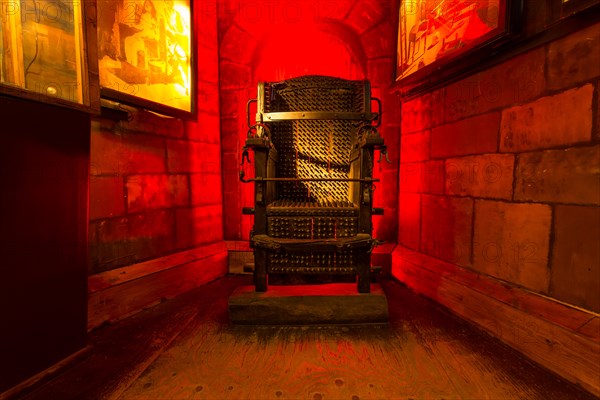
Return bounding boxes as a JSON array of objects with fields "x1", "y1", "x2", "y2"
[
  {"x1": 392, "y1": 245, "x2": 600, "y2": 397},
  {"x1": 0, "y1": 346, "x2": 92, "y2": 400},
  {"x1": 88, "y1": 243, "x2": 228, "y2": 331}
]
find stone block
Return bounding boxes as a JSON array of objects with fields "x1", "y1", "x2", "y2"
[
  {"x1": 176, "y1": 205, "x2": 223, "y2": 249},
  {"x1": 186, "y1": 112, "x2": 220, "y2": 144},
  {"x1": 401, "y1": 93, "x2": 433, "y2": 134},
  {"x1": 500, "y1": 85, "x2": 593, "y2": 152},
  {"x1": 399, "y1": 192, "x2": 420, "y2": 250},
  {"x1": 346, "y1": 0, "x2": 390, "y2": 34},
  {"x1": 90, "y1": 210, "x2": 177, "y2": 272},
  {"x1": 420, "y1": 195, "x2": 473, "y2": 267},
  {"x1": 90, "y1": 131, "x2": 121, "y2": 176},
  {"x1": 126, "y1": 174, "x2": 189, "y2": 213},
  {"x1": 421, "y1": 160, "x2": 445, "y2": 194},
  {"x1": 220, "y1": 117, "x2": 241, "y2": 152},
  {"x1": 198, "y1": 81, "x2": 220, "y2": 115},
  {"x1": 444, "y1": 48, "x2": 546, "y2": 122},
  {"x1": 198, "y1": 44, "x2": 220, "y2": 83},
  {"x1": 473, "y1": 200, "x2": 551, "y2": 293},
  {"x1": 223, "y1": 191, "x2": 242, "y2": 240},
  {"x1": 401, "y1": 130, "x2": 430, "y2": 162},
  {"x1": 220, "y1": 61, "x2": 252, "y2": 90},
  {"x1": 399, "y1": 162, "x2": 422, "y2": 193},
  {"x1": 547, "y1": 23, "x2": 600, "y2": 90},
  {"x1": 219, "y1": 24, "x2": 257, "y2": 64},
  {"x1": 550, "y1": 205, "x2": 600, "y2": 312},
  {"x1": 367, "y1": 58, "x2": 393, "y2": 87},
  {"x1": 228, "y1": 284, "x2": 388, "y2": 325},
  {"x1": 515, "y1": 145, "x2": 600, "y2": 205},
  {"x1": 445, "y1": 154, "x2": 514, "y2": 199},
  {"x1": 361, "y1": 20, "x2": 396, "y2": 59},
  {"x1": 89, "y1": 177, "x2": 125, "y2": 220},
  {"x1": 167, "y1": 140, "x2": 221, "y2": 174},
  {"x1": 431, "y1": 112, "x2": 500, "y2": 158},
  {"x1": 191, "y1": 172, "x2": 223, "y2": 206}
]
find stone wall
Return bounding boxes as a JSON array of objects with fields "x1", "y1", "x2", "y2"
[
  {"x1": 395, "y1": 21, "x2": 600, "y2": 312},
  {"x1": 89, "y1": 2, "x2": 223, "y2": 274}
]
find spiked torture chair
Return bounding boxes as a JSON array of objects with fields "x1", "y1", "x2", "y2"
[{"x1": 240, "y1": 75, "x2": 387, "y2": 293}]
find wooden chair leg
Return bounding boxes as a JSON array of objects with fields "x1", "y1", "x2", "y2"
[
  {"x1": 254, "y1": 248, "x2": 268, "y2": 292},
  {"x1": 357, "y1": 253, "x2": 370, "y2": 293}
]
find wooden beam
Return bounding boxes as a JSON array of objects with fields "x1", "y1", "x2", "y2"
[
  {"x1": 392, "y1": 245, "x2": 600, "y2": 397},
  {"x1": 88, "y1": 243, "x2": 228, "y2": 331}
]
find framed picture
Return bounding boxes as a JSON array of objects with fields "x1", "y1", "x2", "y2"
[
  {"x1": 97, "y1": 0, "x2": 196, "y2": 119},
  {"x1": 395, "y1": 0, "x2": 521, "y2": 93},
  {"x1": 0, "y1": 0, "x2": 100, "y2": 112}
]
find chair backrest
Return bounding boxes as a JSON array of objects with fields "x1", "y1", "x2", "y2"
[{"x1": 259, "y1": 76, "x2": 371, "y2": 203}]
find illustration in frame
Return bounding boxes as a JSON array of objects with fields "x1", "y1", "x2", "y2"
[{"x1": 97, "y1": 0, "x2": 195, "y2": 118}]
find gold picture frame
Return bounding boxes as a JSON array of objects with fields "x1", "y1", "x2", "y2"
[
  {"x1": 0, "y1": 0, "x2": 100, "y2": 112},
  {"x1": 395, "y1": 0, "x2": 520, "y2": 94},
  {"x1": 96, "y1": 0, "x2": 196, "y2": 119}
]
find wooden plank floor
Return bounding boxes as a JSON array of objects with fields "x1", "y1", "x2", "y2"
[{"x1": 21, "y1": 275, "x2": 597, "y2": 400}]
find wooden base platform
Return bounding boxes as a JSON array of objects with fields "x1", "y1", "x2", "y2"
[{"x1": 228, "y1": 284, "x2": 389, "y2": 325}]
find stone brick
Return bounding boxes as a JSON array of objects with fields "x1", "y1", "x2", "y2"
[
  {"x1": 515, "y1": 145, "x2": 600, "y2": 205},
  {"x1": 176, "y1": 205, "x2": 223, "y2": 249},
  {"x1": 473, "y1": 200, "x2": 552, "y2": 293},
  {"x1": 198, "y1": 81, "x2": 220, "y2": 115},
  {"x1": 90, "y1": 131, "x2": 121, "y2": 176},
  {"x1": 367, "y1": 58, "x2": 393, "y2": 88},
  {"x1": 91, "y1": 132, "x2": 166, "y2": 176},
  {"x1": 550, "y1": 205, "x2": 600, "y2": 312},
  {"x1": 167, "y1": 140, "x2": 221, "y2": 174},
  {"x1": 186, "y1": 112, "x2": 220, "y2": 144},
  {"x1": 89, "y1": 177, "x2": 125, "y2": 220},
  {"x1": 90, "y1": 210, "x2": 176, "y2": 272},
  {"x1": 346, "y1": 0, "x2": 390, "y2": 35},
  {"x1": 430, "y1": 89, "x2": 446, "y2": 127},
  {"x1": 120, "y1": 134, "x2": 168, "y2": 174},
  {"x1": 401, "y1": 131, "x2": 430, "y2": 162},
  {"x1": 431, "y1": 112, "x2": 500, "y2": 158},
  {"x1": 191, "y1": 172, "x2": 223, "y2": 206},
  {"x1": 220, "y1": 117, "x2": 241, "y2": 152},
  {"x1": 220, "y1": 90, "x2": 242, "y2": 118},
  {"x1": 398, "y1": 192, "x2": 420, "y2": 250},
  {"x1": 126, "y1": 174, "x2": 189, "y2": 213},
  {"x1": 420, "y1": 195, "x2": 473, "y2": 267},
  {"x1": 421, "y1": 160, "x2": 445, "y2": 195},
  {"x1": 500, "y1": 85, "x2": 594, "y2": 152},
  {"x1": 220, "y1": 61, "x2": 252, "y2": 90},
  {"x1": 445, "y1": 154, "x2": 514, "y2": 200},
  {"x1": 127, "y1": 210, "x2": 176, "y2": 264},
  {"x1": 547, "y1": 23, "x2": 600, "y2": 90},
  {"x1": 223, "y1": 191, "x2": 242, "y2": 240},
  {"x1": 361, "y1": 20, "x2": 395, "y2": 59},
  {"x1": 401, "y1": 93, "x2": 433, "y2": 134},
  {"x1": 219, "y1": 24, "x2": 257, "y2": 64},
  {"x1": 197, "y1": 1, "x2": 218, "y2": 45},
  {"x1": 380, "y1": 90, "x2": 402, "y2": 127},
  {"x1": 444, "y1": 48, "x2": 546, "y2": 122},
  {"x1": 399, "y1": 162, "x2": 422, "y2": 193},
  {"x1": 198, "y1": 42, "x2": 220, "y2": 83}
]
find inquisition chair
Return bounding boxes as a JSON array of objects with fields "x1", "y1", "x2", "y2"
[{"x1": 240, "y1": 75, "x2": 386, "y2": 293}]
